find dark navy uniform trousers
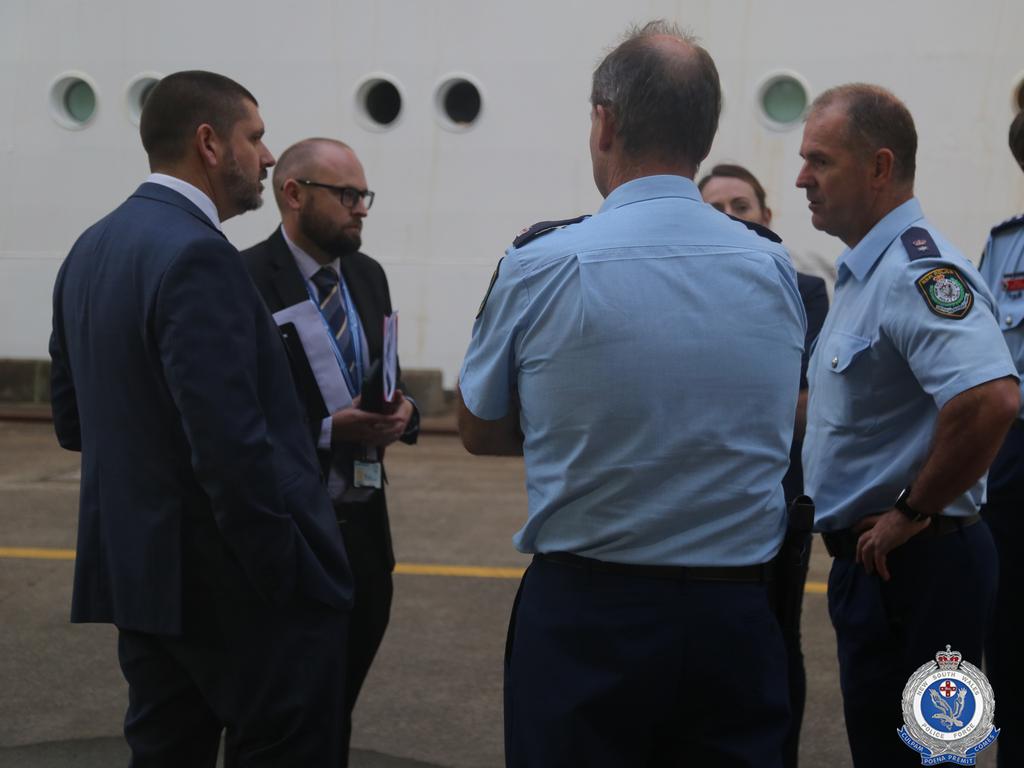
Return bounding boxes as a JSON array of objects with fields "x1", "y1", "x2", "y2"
[
  {"x1": 504, "y1": 555, "x2": 790, "y2": 767},
  {"x1": 981, "y1": 424, "x2": 1024, "y2": 768},
  {"x1": 828, "y1": 521, "x2": 997, "y2": 767}
]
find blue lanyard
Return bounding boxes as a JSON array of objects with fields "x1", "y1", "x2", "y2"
[{"x1": 305, "y1": 271, "x2": 365, "y2": 398}]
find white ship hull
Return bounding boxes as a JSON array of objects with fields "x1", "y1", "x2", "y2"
[{"x1": 2, "y1": 0, "x2": 1023, "y2": 384}]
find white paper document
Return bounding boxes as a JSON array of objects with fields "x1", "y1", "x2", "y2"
[
  {"x1": 272, "y1": 300, "x2": 353, "y2": 413},
  {"x1": 383, "y1": 312, "x2": 398, "y2": 402}
]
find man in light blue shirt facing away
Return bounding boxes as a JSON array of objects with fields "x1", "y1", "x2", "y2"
[
  {"x1": 458, "y1": 21, "x2": 805, "y2": 767},
  {"x1": 798, "y1": 83, "x2": 1019, "y2": 767}
]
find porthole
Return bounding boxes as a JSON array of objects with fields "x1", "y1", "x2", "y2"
[
  {"x1": 355, "y1": 76, "x2": 403, "y2": 130},
  {"x1": 126, "y1": 73, "x2": 162, "y2": 125},
  {"x1": 49, "y1": 73, "x2": 98, "y2": 129},
  {"x1": 756, "y1": 72, "x2": 810, "y2": 130},
  {"x1": 434, "y1": 75, "x2": 483, "y2": 131},
  {"x1": 1014, "y1": 76, "x2": 1024, "y2": 113}
]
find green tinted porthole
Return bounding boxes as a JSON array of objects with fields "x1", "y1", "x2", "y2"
[
  {"x1": 758, "y1": 73, "x2": 810, "y2": 129},
  {"x1": 49, "y1": 73, "x2": 99, "y2": 129},
  {"x1": 64, "y1": 81, "x2": 96, "y2": 122}
]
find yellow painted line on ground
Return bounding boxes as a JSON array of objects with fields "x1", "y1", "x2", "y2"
[
  {"x1": 0, "y1": 546, "x2": 830, "y2": 593},
  {"x1": 0, "y1": 546, "x2": 76, "y2": 560},
  {"x1": 395, "y1": 563, "x2": 526, "y2": 579}
]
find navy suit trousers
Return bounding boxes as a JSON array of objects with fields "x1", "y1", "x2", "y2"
[
  {"x1": 982, "y1": 424, "x2": 1024, "y2": 768},
  {"x1": 117, "y1": 540, "x2": 349, "y2": 768}
]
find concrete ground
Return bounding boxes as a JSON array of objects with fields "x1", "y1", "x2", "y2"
[{"x1": 0, "y1": 420, "x2": 998, "y2": 767}]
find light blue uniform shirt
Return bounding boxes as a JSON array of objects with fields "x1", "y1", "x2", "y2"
[
  {"x1": 459, "y1": 175, "x2": 806, "y2": 566},
  {"x1": 803, "y1": 198, "x2": 1018, "y2": 531},
  {"x1": 979, "y1": 215, "x2": 1024, "y2": 418}
]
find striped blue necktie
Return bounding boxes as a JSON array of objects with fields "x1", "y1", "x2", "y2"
[{"x1": 311, "y1": 266, "x2": 360, "y2": 393}]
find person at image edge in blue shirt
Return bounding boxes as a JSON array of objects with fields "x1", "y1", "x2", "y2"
[
  {"x1": 457, "y1": 20, "x2": 806, "y2": 768},
  {"x1": 797, "y1": 83, "x2": 1020, "y2": 768},
  {"x1": 976, "y1": 109, "x2": 1024, "y2": 768}
]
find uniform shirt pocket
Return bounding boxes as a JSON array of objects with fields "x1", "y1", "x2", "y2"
[
  {"x1": 997, "y1": 294, "x2": 1024, "y2": 332},
  {"x1": 818, "y1": 332, "x2": 878, "y2": 431}
]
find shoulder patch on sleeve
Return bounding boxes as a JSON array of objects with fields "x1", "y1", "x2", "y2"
[
  {"x1": 915, "y1": 267, "x2": 974, "y2": 320},
  {"x1": 726, "y1": 214, "x2": 783, "y2": 243},
  {"x1": 990, "y1": 214, "x2": 1024, "y2": 237},
  {"x1": 476, "y1": 257, "x2": 504, "y2": 319},
  {"x1": 901, "y1": 227, "x2": 941, "y2": 260},
  {"x1": 512, "y1": 215, "x2": 589, "y2": 249}
]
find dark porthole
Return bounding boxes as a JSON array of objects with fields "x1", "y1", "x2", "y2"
[
  {"x1": 443, "y1": 80, "x2": 481, "y2": 125},
  {"x1": 126, "y1": 74, "x2": 162, "y2": 125},
  {"x1": 359, "y1": 78, "x2": 402, "y2": 127},
  {"x1": 435, "y1": 76, "x2": 484, "y2": 131}
]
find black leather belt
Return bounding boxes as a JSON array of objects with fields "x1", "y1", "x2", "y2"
[
  {"x1": 821, "y1": 514, "x2": 981, "y2": 560},
  {"x1": 535, "y1": 551, "x2": 774, "y2": 583}
]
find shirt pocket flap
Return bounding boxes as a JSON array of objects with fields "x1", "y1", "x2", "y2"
[
  {"x1": 826, "y1": 332, "x2": 872, "y2": 374},
  {"x1": 998, "y1": 296, "x2": 1024, "y2": 330}
]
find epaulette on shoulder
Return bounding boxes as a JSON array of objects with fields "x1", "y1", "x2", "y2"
[
  {"x1": 990, "y1": 214, "x2": 1024, "y2": 237},
  {"x1": 512, "y1": 215, "x2": 589, "y2": 249},
  {"x1": 727, "y1": 214, "x2": 783, "y2": 243},
  {"x1": 901, "y1": 227, "x2": 942, "y2": 261}
]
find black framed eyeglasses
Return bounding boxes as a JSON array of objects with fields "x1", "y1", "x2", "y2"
[{"x1": 297, "y1": 179, "x2": 375, "y2": 210}]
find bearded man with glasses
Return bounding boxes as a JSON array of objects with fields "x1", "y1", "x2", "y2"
[{"x1": 242, "y1": 137, "x2": 419, "y2": 767}]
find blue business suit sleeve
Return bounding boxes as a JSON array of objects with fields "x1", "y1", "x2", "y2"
[
  {"x1": 49, "y1": 259, "x2": 81, "y2": 451},
  {"x1": 155, "y1": 239, "x2": 300, "y2": 606}
]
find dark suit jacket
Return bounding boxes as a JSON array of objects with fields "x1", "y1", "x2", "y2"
[
  {"x1": 240, "y1": 229, "x2": 397, "y2": 432},
  {"x1": 241, "y1": 227, "x2": 417, "y2": 460},
  {"x1": 49, "y1": 183, "x2": 352, "y2": 635},
  {"x1": 242, "y1": 229, "x2": 418, "y2": 571}
]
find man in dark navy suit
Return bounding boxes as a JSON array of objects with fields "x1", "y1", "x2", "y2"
[
  {"x1": 242, "y1": 138, "x2": 419, "y2": 764},
  {"x1": 49, "y1": 71, "x2": 353, "y2": 767}
]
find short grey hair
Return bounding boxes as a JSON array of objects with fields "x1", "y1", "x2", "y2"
[
  {"x1": 809, "y1": 83, "x2": 918, "y2": 183},
  {"x1": 590, "y1": 20, "x2": 721, "y2": 167}
]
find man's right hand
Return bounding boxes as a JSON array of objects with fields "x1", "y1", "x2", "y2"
[{"x1": 330, "y1": 396, "x2": 408, "y2": 447}]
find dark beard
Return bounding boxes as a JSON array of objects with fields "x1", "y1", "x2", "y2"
[
  {"x1": 223, "y1": 149, "x2": 263, "y2": 213},
  {"x1": 299, "y1": 204, "x2": 361, "y2": 256}
]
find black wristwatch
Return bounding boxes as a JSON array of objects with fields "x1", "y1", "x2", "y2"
[{"x1": 894, "y1": 486, "x2": 931, "y2": 523}]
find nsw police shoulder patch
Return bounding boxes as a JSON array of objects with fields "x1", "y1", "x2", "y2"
[
  {"x1": 476, "y1": 257, "x2": 504, "y2": 319},
  {"x1": 916, "y1": 267, "x2": 973, "y2": 320}
]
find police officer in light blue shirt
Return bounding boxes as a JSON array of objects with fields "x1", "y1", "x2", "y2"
[
  {"x1": 797, "y1": 84, "x2": 1020, "y2": 768},
  {"x1": 976, "y1": 110, "x2": 1024, "y2": 768},
  {"x1": 458, "y1": 21, "x2": 805, "y2": 768}
]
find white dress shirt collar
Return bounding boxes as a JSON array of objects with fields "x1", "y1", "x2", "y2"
[
  {"x1": 145, "y1": 173, "x2": 222, "y2": 232},
  {"x1": 280, "y1": 225, "x2": 341, "y2": 281}
]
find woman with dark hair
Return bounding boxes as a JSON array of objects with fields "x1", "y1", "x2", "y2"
[{"x1": 699, "y1": 163, "x2": 829, "y2": 768}]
